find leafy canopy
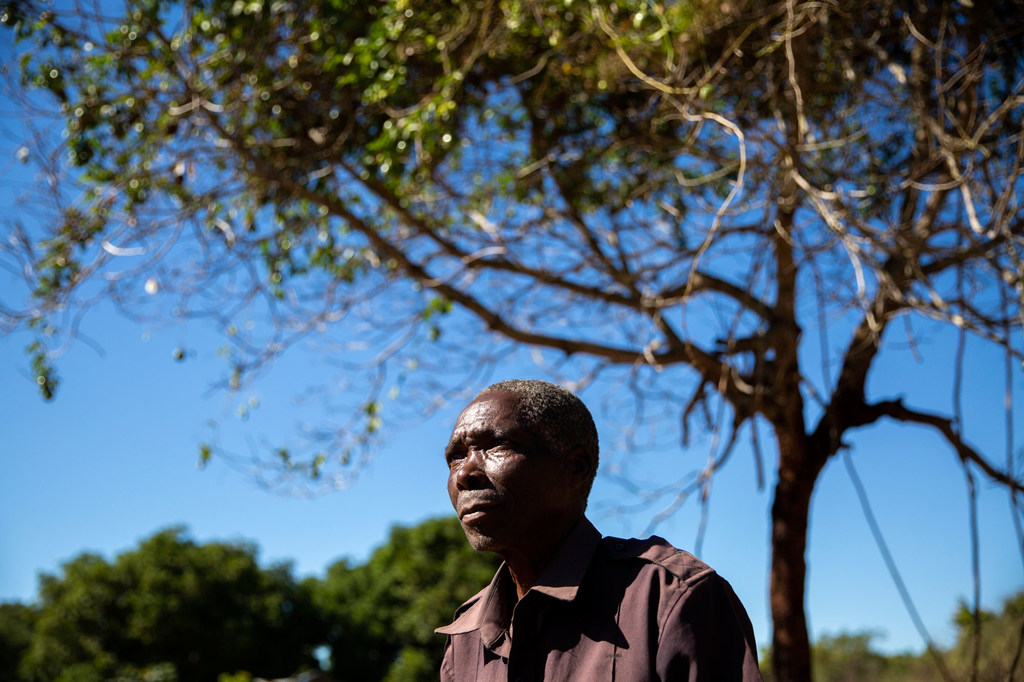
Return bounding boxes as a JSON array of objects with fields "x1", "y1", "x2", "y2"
[
  {"x1": 13, "y1": 527, "x2": 321, "y2": 682},
  {"x1": 0, "y1": 518, "x2": 497, "y2": 682},
  {"x1": 312, "y1": 516, "x2": 499, "y2": 682},
  {"x1": 5, "y1": 0, "x2": 1023, "y2": 480}
]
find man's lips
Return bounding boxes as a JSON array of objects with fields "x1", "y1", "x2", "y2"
[{"x1": 458, "y1": 495, "x2": 502, "y2": 520}]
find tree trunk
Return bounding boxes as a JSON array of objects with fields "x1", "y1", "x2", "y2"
[{"x1": 769, "y1": 429, "x2": 820, "y2": 682}]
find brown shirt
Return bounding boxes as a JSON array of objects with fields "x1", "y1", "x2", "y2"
[{"x1": 436, "y1": 517, "x2": 763, "y2": 681}]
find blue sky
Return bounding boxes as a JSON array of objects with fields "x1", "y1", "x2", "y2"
[
  {"x1": 1, "y1": 289, "x2": 1020, "y2": 657},
  {"x1": 1, "y1": 10, "x2": 1022, "y2": 663}
]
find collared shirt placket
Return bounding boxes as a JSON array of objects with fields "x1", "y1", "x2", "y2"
[{"x1": 506, "y1": 591, "x2": 545, "y2": 682}]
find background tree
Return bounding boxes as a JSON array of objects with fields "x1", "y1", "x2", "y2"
[
  {"x1": 759, "y1": 590, "x2": 1024, "y2": 682},
  {"x1": 12, "y1": 527, "x2": 322, "y2": 682},
  {"x1": 0, "y1": 518, "x2": 498, "y2": 682},
  {"x1": 0, "y1": 603, "x2": 36, "y2": 682},
  {"x1": 3, "y1": 1, "x2": 1023, "y2": 680},
  {"x1": 946, "y1": 590, "x2": 1024, "y2": 682},
  {"x1": 312, "y1": 516, "x2": 499, "y2": 682},
  {"x1": 6, "y1": 519, "x2": 1018, "y2": 681}
]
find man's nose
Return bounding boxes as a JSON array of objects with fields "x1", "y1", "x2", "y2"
[{"x1": 455, "y1": 449, "x2": 489, "y2": 491}]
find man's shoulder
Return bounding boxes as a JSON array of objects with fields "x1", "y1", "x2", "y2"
[{"x1": 597, "y1": 534, "x2": 717, "y2": 586}]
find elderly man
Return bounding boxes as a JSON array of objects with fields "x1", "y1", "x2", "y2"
[{"x1": 436, "y1": 379, "x2": 763, "y2": 681}]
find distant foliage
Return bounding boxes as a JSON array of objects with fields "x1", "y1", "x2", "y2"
[
  {"x1": 946, "y1": 591, "x2": 1024, "y2": 682},
  {"x1": 4, "y1": 520, "x2": 1021, "y2": 681},
  {"x1": 759, "y1": 590, "x2": 1024, "y2": 682},
  {"x1": 0, "y1": 518, "x2": 497, "y2": 682},
  {"x1": 312, "y1": 516, "x2": 500, "y2": 681},
  {"x1": 4, "y1": 527, "x2": 322, "y2": 682},
  {"x1": 0, "y1": 603, "x2": 36, "y2": 682}
]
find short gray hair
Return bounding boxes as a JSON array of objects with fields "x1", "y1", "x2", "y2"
[{"x1": 476, "y1": 379, "x2": 599, "y2": 504}]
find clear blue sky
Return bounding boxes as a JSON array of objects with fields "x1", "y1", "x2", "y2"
[
  {"x1": 1, "y1": 284, "x2": 1021, "y2": 657},
  {"x1": 1, "y1": 17, "x2": 1021, "y2": 661}
]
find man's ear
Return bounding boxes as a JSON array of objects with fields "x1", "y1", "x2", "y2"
[{"x1": 565, "y1": 446, "x2": 592, "y2": 489}]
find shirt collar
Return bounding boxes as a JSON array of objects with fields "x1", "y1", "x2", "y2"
[{"x1": 435, "y1": 516, "x2": 602, "y2": 644}]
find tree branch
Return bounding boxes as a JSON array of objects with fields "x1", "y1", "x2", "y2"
[{"x1": 876, "y1": 398, "x2": 1024, "y2": 494}]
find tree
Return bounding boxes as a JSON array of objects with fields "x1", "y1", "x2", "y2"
[
  {"x1": 13, "y1": 527, "x2": 322, "y2": 682},
  {"x1": 760, "y1": 589, "x2": 1024, "y2": 681},
  {"x1": 312, "y1": 516, "x2": 500, "y2": 681},
  {"x1": 761, "y1": 630, "x2": 910, "y2": 682},
  {"x1": 2, "y1": 1, "x2": 1023, "y2": 679},
  {"x1": 0, "y1": 518, "x2": 499, "y2": 682},
  {"x1": 946, "y1": 590, "x2": 1024, "y2": 682},
  {"x1": 0, "y1": 603, "x2": 36, "y2": 682}
]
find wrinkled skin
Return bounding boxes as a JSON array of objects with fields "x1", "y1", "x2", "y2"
[{"x1": 445, "y1": 390, "x2": 587, "y2": 597}]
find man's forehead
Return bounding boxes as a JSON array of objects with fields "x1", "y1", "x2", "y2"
[
  {"x1": 451, "y1": 390, "x2": 523, "y2": 433},
  {"x1": 461, "y1": 390, "x2": 519, "y2": 416}
]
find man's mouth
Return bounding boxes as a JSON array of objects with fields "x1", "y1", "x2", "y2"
[{"x1": 459, "y1": 496, "x2": 502, "y2": 522}]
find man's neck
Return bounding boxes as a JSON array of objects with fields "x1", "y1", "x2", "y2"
[{"x1": 500, "y1": 515, "x2": 582, "y2": 600}]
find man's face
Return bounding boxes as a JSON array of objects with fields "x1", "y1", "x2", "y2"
[{"x1": 445, "y1": 390, "x2": 578, "y2": 557}]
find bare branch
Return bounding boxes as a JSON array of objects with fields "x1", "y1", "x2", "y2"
[{"x1": 875, "y1": 399, "x2": 1024, "y2": 495}]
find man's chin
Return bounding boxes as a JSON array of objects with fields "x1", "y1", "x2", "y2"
[{"x1": 460, "y1": 523, "x2": 508, "y2": 553}]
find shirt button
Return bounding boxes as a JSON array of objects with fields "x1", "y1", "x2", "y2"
[{"x1": 614, "y1": 542, "x2": 625, "y2": 551}]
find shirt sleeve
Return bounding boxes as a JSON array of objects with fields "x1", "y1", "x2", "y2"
[{"x1": 655, "y1": 572, "x2": 764, "y2": 682}]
